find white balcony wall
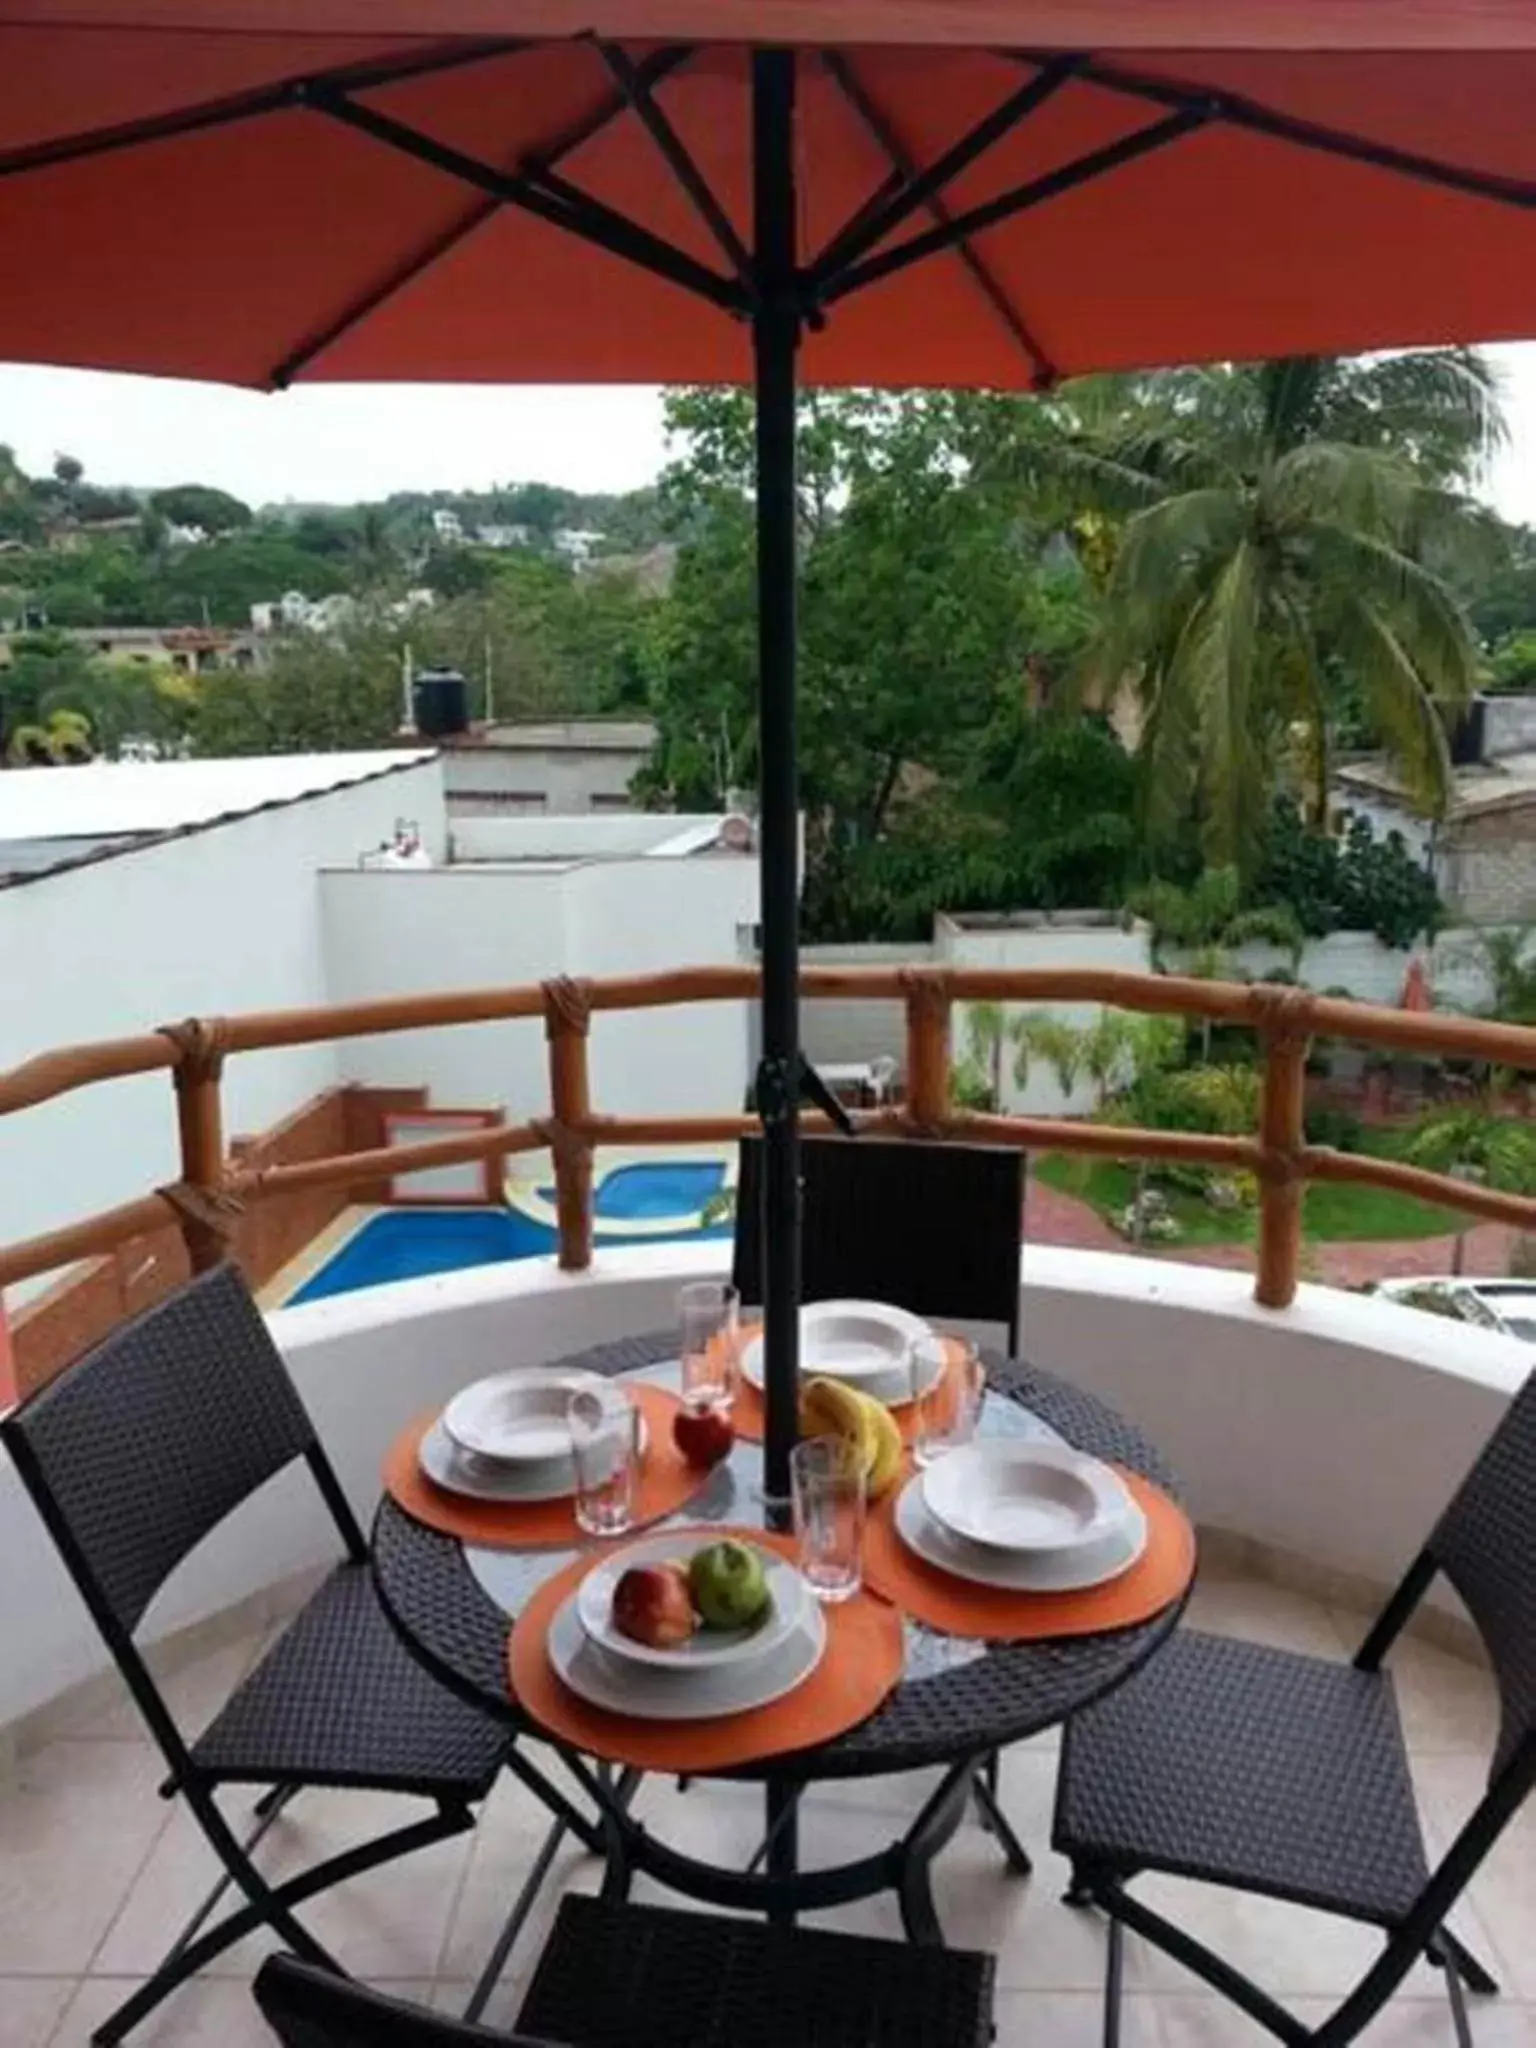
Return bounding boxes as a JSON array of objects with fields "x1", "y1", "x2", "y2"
[
  {"x1": 0, "y1": 758, "x2": 447, "y2": 1306},
  {"x1": 0, "y1": 1245, "x2": 1525, "y2": 1732},
  {"x1": 319, "y1": 854, "x2": 757, "y2": 1125}
]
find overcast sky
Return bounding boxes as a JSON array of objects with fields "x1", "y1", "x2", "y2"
[{"x1": 3, "y1": 343, "x2": 1536, "y2": 520}]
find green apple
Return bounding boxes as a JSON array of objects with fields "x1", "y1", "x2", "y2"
[{"x1": 688, "y1": 1539, "x2": 771, "y2": 1631}]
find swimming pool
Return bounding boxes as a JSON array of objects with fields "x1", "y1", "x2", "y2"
[{"x1": 288, "y1": 1160, "x2": 731, "y2": 1305}]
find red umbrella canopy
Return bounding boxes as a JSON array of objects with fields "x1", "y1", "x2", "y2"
[{"x1": 8, "y1": 6, "x2": 1536, "y2": 389}]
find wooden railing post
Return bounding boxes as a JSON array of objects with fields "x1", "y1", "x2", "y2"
[
  {"x1": 161, "y1": 1019, "x2": 236, "y2": 1274},
  {"x1": 901, "y1": 969, "x2": 953, "y2": 1135},
  {"x1": 543, "y1": 977, "x2": 594, "y2": 1272},
  {"x1": 1254, "y1": 989, "x2": 1314, "y2": 1310}
]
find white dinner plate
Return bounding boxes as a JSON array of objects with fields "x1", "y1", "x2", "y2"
[
  {"x1": 547, "y1": 1588, "x2": 827, "y2": 1720},
  {"x1": 739, "y1": 1300, "x2": 936, "y2": 1406},
  {"x1": 895, "y1": 1473, "x2": 1147, "y2": 1593},
  {"x1": 441, "y1": 1367, "x2": 613, "y2": 1464},
  {"x1": 921, "y1": 1442, "x2": 1135, "y2": 1557},
  {"x1": 419, "y1": 1410, "x2": 649, "y2": 1505},
  {"x1": 575, "y1": 1531, "x2": 810, "y2": 1670}
]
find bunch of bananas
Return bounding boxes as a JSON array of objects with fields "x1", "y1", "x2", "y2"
[{"x1": 799, "y1": 1375, "x2": 904, "y2": 1498}]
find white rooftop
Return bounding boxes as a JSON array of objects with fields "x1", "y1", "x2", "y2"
[{"x1": 0, "y1": 752, "x2": 437, "y2": 843}]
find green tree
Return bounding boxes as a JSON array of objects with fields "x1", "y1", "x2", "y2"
[
  {"x1": 148, "y1": 484, "x2": 252, "y2": 534},
  {"x1": 193, "y1": 623, "x2": 403, "y2": 754},
  {"x1": 998, "y1": 353, "x2": 1497, "y2": 870}
]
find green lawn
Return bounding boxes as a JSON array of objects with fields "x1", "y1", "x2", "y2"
[{"x1": 1034, "y1": 1124, "x2": 1465, "y2": 1247}]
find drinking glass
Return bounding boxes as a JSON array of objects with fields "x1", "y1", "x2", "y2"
[
  {"x1": 678, "y1": 1279, "x2": 739, "y2": 1414},
  {"x1": 567, "y1": 1387, "x2": 641, "y2": 1537},
  {"x1": 791, "y1": 1436, "x2": 865, "y2": 1602},
  {"x1": 910, "y1": 1334, "x2": 984, "y2": 1469}
]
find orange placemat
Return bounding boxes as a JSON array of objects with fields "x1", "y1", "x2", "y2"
[
  {"x1": 382, "y1": 1382, "x2": 704, "y2": 1550},
  {"x1": 729, "y1": 1326, "x2": 965, "y2": 1447},
  {"x1": 508, "y1": 1526, "x2": 905, "y2": 1773},
  {"x1": 862, "y1": 1466, "x2": 1195, "y2": 1641}
]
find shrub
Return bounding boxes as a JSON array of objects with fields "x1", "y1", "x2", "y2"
[
  {"x1": 1304, "y1": 1106, "x2": 1363, "y2": 1152},
  {"x1": 1126, "y1": 1063, "x2": 1262, "y2": 1137}
]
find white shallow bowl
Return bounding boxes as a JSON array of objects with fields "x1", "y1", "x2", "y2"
[
  {"x1": 420, "y1": 1409, "x2": 648, "y2": 1504},
  {"x1": 576, "y1": 1532, "x2": 810, "y2": 1671},
  {"x1": 548, "y1": 1590, "x2": 827, "y2": 1720},
  {"x1": 441, "y1": 1367, "x2": 612, "y2": 1464},
  {"x1": 921, "y1": 1442, "x2": 1135, "y2": 1557},
  {"x1": 739, "y1": 1300, "x2": 935, "y2": 1405},
  {"x1": 895, "y1": 1473, "x2": 1147, "y2": 1593}
]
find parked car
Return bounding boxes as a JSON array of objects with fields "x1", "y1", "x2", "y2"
[{"x1": 1374, "y1": 1275, "x2": 1536, "y2": 1343}]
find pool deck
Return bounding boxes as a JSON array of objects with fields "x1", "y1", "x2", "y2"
[{"x1": 255, "y1": 1206, "x2": 381, "y2": 1310}]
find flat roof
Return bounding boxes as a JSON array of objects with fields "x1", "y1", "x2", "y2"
[
  {"x1": 0, "y1": 751, "x2": 436, "y2": 841},
  {"x1": 1336, "y1": 752, "x2": 1536, "y2": 819},
  {"x1": 0, "y1": 750, "x2": 437, "y2": 887}
]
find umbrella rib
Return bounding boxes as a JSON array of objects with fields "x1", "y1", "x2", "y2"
[
  {"x1": 269, "y1": 44, "x2": 696, "y2": 387},
  {"x1": 819, "y1": 51, "x2": 1057, "y2": 390},
  {"x1": 821, "y1": 108, "x2": 1205, "y2": 309},
  {"x1": 307, "y1": 87, "x2": 748, "y2": 316},
  {"x1": 1012, "y1": 48, "x2": 1536, "y2": 214},
  {"x1": 0, "y1": 35, "x2": 524, "y2": 182},
  {"x1": 807, "y1": 50, "x2": 1085, "y2": 288},
  {"x1": 595, "y1": 39, "x2": 757, "y2": 297}
]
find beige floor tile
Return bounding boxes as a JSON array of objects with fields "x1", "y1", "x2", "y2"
[
  {"x1": 91, "y1": 1786, "x2": 474, "y2": 1982},
  {"x1": 0, "y1": 1743, "x2": 173, "y2": 1976},
  {"x1": 1374, "y1": 1634, "x2": 1501, "y2": 1756},
  {"x1": 45, "y1": 1973, "x2": 435, "y2": 2048},
  {"x1": 49, "y1": 1977, "x2": 274, "y2": 2048},
  {"x1": 995, "y1": 1988, "x2": 1160, "y2": 2044},
  {"x1": 0, "y1": 1979, "x2": 75, "y2": 2048},
  {"x1": 438, "y1": 1771, "x2": 607, "y2": 1984},
  {"x1": 42, "y1": 1634, "x2": 265, "y2": 1748},
  {"x1": 1413, "y1": 1753, "x2": 1536, "y2": 2001},
  {"x1": 1129, "y1": 1874, "x2": 1469, "y2": 2003},
  {"x1": 1184, "y1": 1576, "x2": 1354, "y2": 1659}
]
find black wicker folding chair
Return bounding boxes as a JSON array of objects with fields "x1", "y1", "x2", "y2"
[
  {"x1": 734, "y1": 1131, "x2": 1031, "y2": 1867},
  {"x1": 0, "y1": 1262, "x2": 515, "y2": 2047},
  {"x1": 1054, "y1": 1370, "x2": 1536, "y2": 2048},
  {"x1": 254, "y1": 1895, "x2": 998, "y2": 2048},
  {"x1": 732, "y1": 1132, "x2": 1026, "y2": 1353}
]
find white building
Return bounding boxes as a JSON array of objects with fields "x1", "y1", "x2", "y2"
[
  {"x1": 437, "y1": 718, "x2": 657, "y2": 815},
  {"x1": 552, "y1": 526, "x2": 604, "y2": 565},
  {"x1": 0, "y1": 755, "x2": 757, "y2": 1307},
  {"x1": 431, "y1": 508, "x2": 465, "y2": 544}
]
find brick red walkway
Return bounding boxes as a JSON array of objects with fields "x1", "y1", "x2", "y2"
[{"x1": 1024, "y1": 1171, "x2": 1516, "y2": 1290}]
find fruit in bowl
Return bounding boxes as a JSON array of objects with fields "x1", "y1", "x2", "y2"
[
  {"x1": 672, "y1": 1403, "x2": 735, "y2": 1468},
  {"x1": 688, "y1": 1538, "x2": 770, "y2": 1631},
  {"x1": 611, "y1": 1562, "x2": 697, "y2": 1648}
]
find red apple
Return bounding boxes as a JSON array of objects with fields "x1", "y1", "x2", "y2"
[
  {"x1": 612, "y1": 1563, "x2": 697, "y2": 1648},
  {"x1": 672, "y1": 1403, "x2": 735, "y2": 1468}
]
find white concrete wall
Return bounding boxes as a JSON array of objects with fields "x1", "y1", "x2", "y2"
[
  {"x1": 441, "y1": 743, "x2": 647, "y2": 814},
  {"x1": 320, "y1": 855, "x2": 757, "y2": 1124},
  {"x1": 938, "y1": 916, "x2": 1151, "y2": 1116},
  {"x1": 1, "y1": 1242, "x2": 1524, "y2": 1730},
  {"x1": 0, "y1": 759, "x2": 447, "y2": 1305},
  {"x1": 450, "y1": 815, "x2": 725, "y2": 862},
  {"x1": 799, "y1": 942, "x2": 922, "y2": 1075}
]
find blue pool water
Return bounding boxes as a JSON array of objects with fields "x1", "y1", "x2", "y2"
[
  {"x1": 536, "y1": 1159, "x2": 726, "y2": 1222},
  {"x1": 289, "y1": 1163, "x2": 731, "y2": 1306}
]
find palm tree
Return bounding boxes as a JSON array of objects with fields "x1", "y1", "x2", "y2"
[{"x1": 1034, "y1": 353, "x2": 1501, "y2": 870}]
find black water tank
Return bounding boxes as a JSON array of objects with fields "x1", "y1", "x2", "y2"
[{"x1": 412, "y1": 666, "x2": 469, "y2": 739}]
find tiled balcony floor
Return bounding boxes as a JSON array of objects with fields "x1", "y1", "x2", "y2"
[{"x1": 3, "y1": 1569, "x2": 1532, "y2": 2048}]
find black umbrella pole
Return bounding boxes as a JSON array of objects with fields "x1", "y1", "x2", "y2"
[{"x1": 751, "y1": 47, "x2": 801, "y2": 1537}]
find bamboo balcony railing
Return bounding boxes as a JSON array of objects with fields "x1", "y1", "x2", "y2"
[{"x1": 2, "y1": 966, "x2": 1534, "y2": 1348}]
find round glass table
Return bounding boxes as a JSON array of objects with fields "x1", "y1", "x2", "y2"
[{"x1": 370, "y1": 1332, "x2": 1191, "y2": 1948}]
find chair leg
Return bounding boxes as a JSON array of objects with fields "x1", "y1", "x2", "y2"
[
  {"x1": 1439, "y1": 1948, "x2": 1475, "y2": 2048},
  {"x1": 89, "y1": 1802, "x2": 471, "y2": 2046},
  {"x1": 972, "y1": 1753, "x2": 1032, "y2": 1877},
  {"x1": 464, "y1": 1810, "x2": 570, "y2": 2024},
  {"x1": 1103, "y1": 1916, "x2": 1125, "y2": 2048},
  {"x1": 1438, "y1": 1927, "x2": 1499, "y2": 1996}
]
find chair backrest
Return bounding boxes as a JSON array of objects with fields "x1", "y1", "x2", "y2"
[
  {"x1": 731, "y1": 1136, "x2": 1025, "y2": 1350},
  {"x1": 0, "y1": 1262, "x2": 318, "y2": 1640},
  {"x1": 254, "y1": 1956, "x2": 549, "y2": 2046},
  {"x1": 1425, "y1": 1369, "x2": 1536, "y2": 1779}
]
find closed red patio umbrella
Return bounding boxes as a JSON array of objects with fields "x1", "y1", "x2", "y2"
[{"x1": 7, "y1": 0, "x2": 1536, "y2": 1570}]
